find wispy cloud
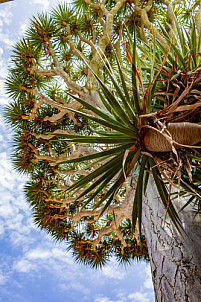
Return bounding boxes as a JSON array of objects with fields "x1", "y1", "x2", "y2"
[
  {"x1": 19, "y1": 22, "x2": 29, "y2": 36},
  {"x1": 13, "y1": 259, "x2": 36, "y2": 273},
  {"x1": 0, "y1": 6, "x2": 13, "y2": 25},
  {"x1": 101, "y1": 263, "x2": 126, "y2": 280},
  {"x1": 0, "y1": 269, "x2": 8, "y2": 285},
  {"x1": 128, "y1": 292, "x2": 149, "y2": 302},
  {"x1": 0, "y1": 6, "x2": 15, "y2": 49},
  {"x1": 32, "y1": 0, "x2": 50, "y2": 10},
  {"x1": 94, "y1": 296, "x2": 121, "y2": 302},
  {"x1": 94, "y1": 289, "x2": 151, "y2": 302},
  {"x1": 126, "y1": 264, "x2": 154, "y2": 302},
  {"x1": 0, "y1": 31, "x2": 15, "y2": 47},
  {"x1": 143, "y1": 266, "x2": 153, "y2": 290}
]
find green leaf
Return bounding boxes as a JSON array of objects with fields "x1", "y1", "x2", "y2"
[
  {"x1": 158, "y1": 23, "x2": 171, "y2": 41},
  {"x1": 114, "y1": 50, "x2": 136, "y2": 115},
  {"x1": 98, "y1": 194, "x2": 115, "y2": 217},
  {"x1": 178, "y1": 195, "x2": 194, "y2": 213},
  {"x1": 190, "y1": 18, "x2": 197, "y2": 68},
  {"x1": 53, "y1": 133, "x2": 135, "y2": 144},
  {"x1": 60, "y1": 143, "x2": 133, "y2": 164},
  {"x1": 159, "y1": 23, "x2": 186, "y2": 69},
  {"x1": 95, "y1": 171, "x2": 124, "y2": 213},
  {"x1": 68, "y1": 93, "x2": 129, "y2": 129},
  {"x1": 100, "y1": 81, "x2": 136, "y2": 128},
  {"x1": 77, "y1": 163, "x2": 121, "y2": 202},
  {"x1": 172, "y1": 13, "x2": 186, "y2": 57},
  {"x1": 79, "y1": 56, "x2": 136, "y2": 129},
  {"x1": 67, "y1": 152, "x2": 124, "y2": 192},
  {"x1": 132, "y1": 156, "x2": 147, "y2": 240},
  {"x1": 104, "y1": 50, "x2": 137, "y2": 122},
  {"x1": 143, "y1": 160, "x2": 150, "y2": 194},
  {"x1": 132, "y1": 29, "x2": 141, "y2": 115},
  {"x1": 152, "y1": 26, "x2": 156, "y2": 76},
  {"x1": 197, "y1": 23, "x2": 201, "y2": 55},
  {"x1": 81, "y1": 169, "x2": 119, "y2": 208},
  {"x1": 56, "y1": 102, "x2": 137, "y2": 137},
  {"x1": 156, "y1": 38, "x2": 174, "y2": 67},
  {"x1": 98, "y1": 91, "x2": 113, "y2": 114}
]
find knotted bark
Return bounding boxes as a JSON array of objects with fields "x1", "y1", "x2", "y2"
[{"x1": 142, "y1": 179, "x2": 201, "y2": 302}]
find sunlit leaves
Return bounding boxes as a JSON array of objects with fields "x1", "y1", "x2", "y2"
[{"x1": 26, "y1": 13, "x2": 57, "y2": 50}]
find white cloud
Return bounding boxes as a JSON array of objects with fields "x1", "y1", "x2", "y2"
[
  {"x1": 19, "y1": 22, "x2": 29, "y2": 36},
  {"x1": 136, "y1": 264, "x2": 153, "y2": 291},
  {"x1": 94, "y1": 295, "x2": 126, "y2": 302},
  {"x1": 59, "y1": 280, "x2": 90, "y2": 296},
  {"x1": 128, "y1": 292, "x2": 149, "y2": 302},
  {"x1": 0, "y1": 270, "x2": 8, "y2": 285},
  {"x1": 122, "y1": 265, "x2": 154, "y2": 302},
  {"x1": 13, "y1": 259, "x2": 36, "y2": 273},
  {"x1": 0, "y1": 97, "x2": 6, "y2": 105},
  {"x1": 0, "y1": 222, "x2": 4, "y2": 237},
  {"x1": 25, "y1": 246, "x2": 74, "y2": 265},
  {"x1": 12, "y1": 243, "x2": 78, "y2": 279},
  {"x1": 32, "y1": 0, "x2": 50, "y2": 10},
  {"x1": 0, "y1": 137, "x2": 34, "y2": 243},
  {"x1": 0, "y1": 7, "x2": 13, "y2": 25},
  {"x1": 143, "y1": 266, "x2": 153, "y2": 290},
  {"x1": 0, "y1": 31, "x2": 15, "y2": 47},
  {"x1": 94, "y1": 296, "x2": 115, "y2": 302},
  {"x1": 0, "y1": 61, "x2": 9, "y2": 90},
  {"x1": 9, "y1": 231, "x2": 35, "y2": 249},
  {"x1": 101, "y1": 263, "x2": 126, "y2": 280},
  {"x1": 26, "y1": 248, "x2": 52, "y2": 260},
  {"x1": 0, "y1": 202, "x2": 16, "y2": 219}
]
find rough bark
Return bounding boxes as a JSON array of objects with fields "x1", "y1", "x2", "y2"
[{"x1": 142, "y1": 179, "x2": 201, "y2": 302}]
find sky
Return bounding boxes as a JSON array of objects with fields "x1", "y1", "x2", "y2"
[{"x1": 0, "y1": 1, "x2": 154, "y2": 301}]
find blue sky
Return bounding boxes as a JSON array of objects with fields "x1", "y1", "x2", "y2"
[{"x1": 0, "y1": 1, "x2": 154, "y2": 301}]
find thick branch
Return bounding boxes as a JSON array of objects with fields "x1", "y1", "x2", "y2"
[{"x1": 48, "y1": 41, "x2": 84, "y2": 95}]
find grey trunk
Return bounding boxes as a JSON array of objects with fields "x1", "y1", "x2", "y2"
[{"x1": 142, "y1": 179, "x2": 201, "y2": 302}]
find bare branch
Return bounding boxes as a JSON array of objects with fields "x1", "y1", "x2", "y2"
[{"x1": 48, "y1": 41, "x2": 84, "y2": 95}]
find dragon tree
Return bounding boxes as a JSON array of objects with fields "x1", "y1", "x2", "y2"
[{"x1": 4, "y1": 1, "x2": 201, "y2": 301}]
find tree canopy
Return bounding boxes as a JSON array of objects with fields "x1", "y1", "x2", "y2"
[{"x1": 4, "y1": 0, "x2": 201, "y2": 267}]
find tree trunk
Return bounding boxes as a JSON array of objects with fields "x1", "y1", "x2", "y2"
[{"x1": 142, "y1": 179, "x2": 201, "y2": 302}]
